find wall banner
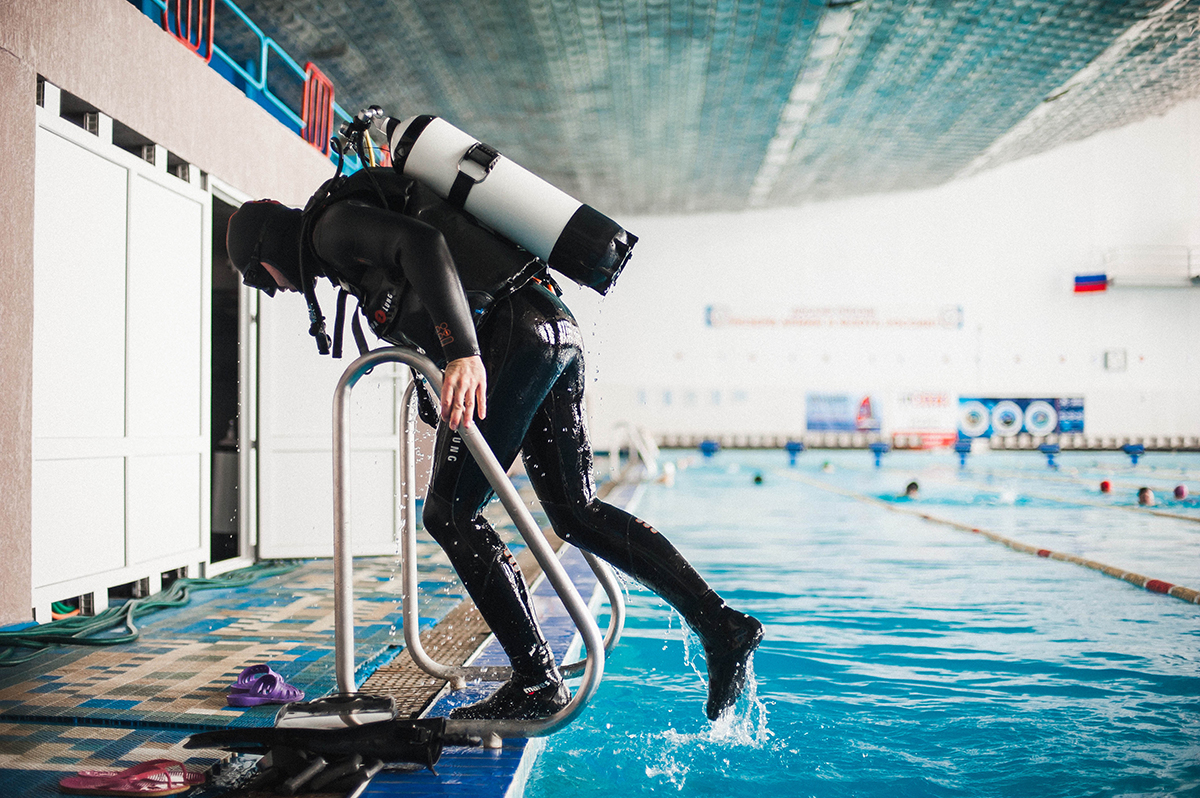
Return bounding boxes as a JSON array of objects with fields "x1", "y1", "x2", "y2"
[
  {"x1": 705, "y1": 304, "x2": 964, "y2": 330},
  {"x1": 892, "y1": 391, "x2": 959, "y2": 448},
  {"x1": 958, "y1": 397, "x2": 1084, "y2": 439},
  {"x1": 807, "y1": 393, "x2": 881, "y2": 432}
]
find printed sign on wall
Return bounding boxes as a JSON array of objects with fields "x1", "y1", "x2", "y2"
[
  {"x1": 807, "y1": 393, "x2": 881, "y2": 432},
  {"x1": 958, "y1": 397, "x2": 1085, "y2": 439},
  {"x1": 706, "y1": 304, "x2": 964, "y2": 330},
  {"x1": 891, "y1": 391, "x2": 959, "y2": 448}
]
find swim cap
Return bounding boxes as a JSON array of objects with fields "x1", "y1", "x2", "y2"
[{"x1": 226, "y1": 200, "x2": 304, "y2": 295}]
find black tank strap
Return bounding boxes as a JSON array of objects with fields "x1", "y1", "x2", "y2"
[{"x1": 448, "y1": 142, "x2": 500, "y2": 209}]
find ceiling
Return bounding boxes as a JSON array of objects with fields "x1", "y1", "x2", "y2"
[{"x1": 232, "y1": 0, "x2": 1200, "y2": 216}]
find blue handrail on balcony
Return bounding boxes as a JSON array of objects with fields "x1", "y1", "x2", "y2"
[{"x1": 136, "y1": 0, "x2": 361, "y2": 173}]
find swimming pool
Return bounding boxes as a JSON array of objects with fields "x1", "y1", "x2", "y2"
[{"x1": 524, "y1": 449, "x2": 1200, "y2": 798}]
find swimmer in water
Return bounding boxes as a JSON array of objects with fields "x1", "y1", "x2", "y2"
[
  {"x1": 1137, "y1": 487, "x2": 1155, "y2": 506},
  {"x1": 904, "y1": 481, "x2": 919, "y2": 499}
]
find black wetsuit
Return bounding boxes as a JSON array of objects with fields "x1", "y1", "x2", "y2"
[{"x1": 307, "y1": 186, "x2": 759, "y2": 717}]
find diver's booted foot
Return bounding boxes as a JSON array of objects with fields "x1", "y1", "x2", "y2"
[
  {"x1": 449, "y1": 676, "x2": 570, "y2": 721},
  {"x1": 703, "y1": 610, "x2": 764, "y2": 720}
]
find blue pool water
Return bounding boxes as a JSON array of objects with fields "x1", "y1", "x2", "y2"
[{"x1": 524, "y1": 449, "x2": 1200, "y2": 798}]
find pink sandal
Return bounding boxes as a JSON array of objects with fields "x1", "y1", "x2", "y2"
[{"x1": 59, "y1": 759, "x2": 205, "y2": 796}]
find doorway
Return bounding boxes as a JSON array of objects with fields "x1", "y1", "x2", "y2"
[{"x1": 211, "y1": 197, "x2": 241, "y2": 562}]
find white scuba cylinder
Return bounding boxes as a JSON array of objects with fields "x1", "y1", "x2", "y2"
[{"x1": 382, "y1": 114, "x2": 636, "y2": 295}]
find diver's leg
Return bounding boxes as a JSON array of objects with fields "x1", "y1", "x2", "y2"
[
  {"x1": 522, "y1": 357, "x2": 763, "y2": 720},
  {"x1": 420, "y1": 288, "x2": 577, "y2": 720},
  {"x1": 421, "y1": 425, "x2": 569, "y2": 721}
]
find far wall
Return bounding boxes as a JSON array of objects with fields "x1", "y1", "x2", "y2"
[{"x1": 567, "y1": 98, "x2": 1200, "y2": 449}]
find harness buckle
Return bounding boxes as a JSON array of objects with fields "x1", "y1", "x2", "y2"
[{"x1": 456, "y1": 142, "x2": 500, "y2": 184}]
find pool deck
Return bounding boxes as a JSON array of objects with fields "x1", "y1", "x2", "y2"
[{"x1": 0, "y1": 475, "x2": 641, "y2": 798}]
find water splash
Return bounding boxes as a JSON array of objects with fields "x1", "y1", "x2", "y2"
[
  {"x1": 643, "y1": 752, "x2": 689, "y2": 790},
  {"x1": 679, "y1": 625, "x2": 772, "y2": 747}
]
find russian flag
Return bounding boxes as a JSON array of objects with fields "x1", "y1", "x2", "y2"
[{"x1": 1074, "y1": 274, "x2": 1108, "y2": 293}]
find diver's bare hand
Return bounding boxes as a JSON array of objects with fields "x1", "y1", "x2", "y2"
[{"x1": 441, "y1": 355, "x2": 487, "y2": 430}]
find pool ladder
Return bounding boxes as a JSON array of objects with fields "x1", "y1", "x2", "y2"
[
  {"x1": 331, "y1": 346, "x2": 626, "y2": 745},
  {"x1": 609, "y1": 422, "x2": 660, "y2": 479}
]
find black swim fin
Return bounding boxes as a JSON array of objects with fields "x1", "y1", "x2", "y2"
[{"x1": 185, "y1": 717, "x2": 445, "y2": 771}]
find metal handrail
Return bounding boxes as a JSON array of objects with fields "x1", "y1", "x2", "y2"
[
  {"x1": 610, "y1": 422, "x2": 660, "y2": 479},
  {"x1": 397, "y1": 382, "x2": 625, "y2": 688},
  {"x1": 332, "y1": 347, "x2": 606, "y2": 742}
]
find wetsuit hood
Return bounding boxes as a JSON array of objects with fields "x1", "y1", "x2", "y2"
[{"x1": 226, "y1": 200, "x2": 304, "y2": 295}]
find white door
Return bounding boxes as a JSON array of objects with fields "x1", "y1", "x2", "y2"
[
  {"x1": 31, "y1": 101, "x2": 210, "y2": 612},
  {"x1": 256, "y1": 279, "x2": 412, "y2": 558}
]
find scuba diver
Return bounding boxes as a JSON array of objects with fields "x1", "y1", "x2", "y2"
[{"x1": 224, "y1": 119, "x2": 762, "y2": 723}]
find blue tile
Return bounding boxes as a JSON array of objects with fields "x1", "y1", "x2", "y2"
[{"x1": 79, "y1": 699, "x2": 140, "y2": 710}]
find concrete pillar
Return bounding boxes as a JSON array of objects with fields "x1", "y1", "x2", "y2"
[{"x1": 0, "y1": 51, "x2": 36, "y2": 626}]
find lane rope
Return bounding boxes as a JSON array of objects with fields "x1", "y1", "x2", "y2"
[{"x1": 785, "y1": 471, "x2": 1200, "y2": 606}]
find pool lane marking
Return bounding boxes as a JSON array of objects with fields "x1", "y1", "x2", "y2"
[{"x1": 784, "y1": 471, "x2": 1200, "y2": 606}]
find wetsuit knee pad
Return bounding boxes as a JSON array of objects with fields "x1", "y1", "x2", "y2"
[
  {"x1": 538, "y1": 499, "x2": 602, "y2": 548},
  {"x1": 420, "y1": 493, "x2": 458, "y2": 546},
  {"x1": 421, "y1": 491, "x2": 497, "y2": 558}
]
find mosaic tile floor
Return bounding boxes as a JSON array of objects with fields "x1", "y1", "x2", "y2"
[{"x1": 0, "y1": 546, "x2": 465, "y2": 796}]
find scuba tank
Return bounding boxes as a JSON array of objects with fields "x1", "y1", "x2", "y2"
[{"x1": 382, "y1": 114, "x2": 636, "y2": 296}]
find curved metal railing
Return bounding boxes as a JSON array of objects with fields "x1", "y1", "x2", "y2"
[{"x1": 332, "y1": 347, "x2": 613, "y2": 742}]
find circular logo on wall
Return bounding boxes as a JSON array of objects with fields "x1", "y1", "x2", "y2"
[
  {"x1": 991, "y1": 400, "x2": 1024, "y2": 437},
  {"x1": 1023, "y1": 400, "x2": 1058, "y2": 436},
  {"x1": 959, "y1": 400, "x2": 991, "y2": 438}
]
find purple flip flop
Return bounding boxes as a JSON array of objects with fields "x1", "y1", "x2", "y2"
[
  {"x1": 226, "y1": 673, "x2": 305, "y2": 707},
  {"x1": 230, "y1": 663, "x2": 280, "y2": 691}
]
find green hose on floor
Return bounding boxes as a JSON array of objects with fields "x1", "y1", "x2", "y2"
[{"x1": 0, "y1": 560, "x2": 302, "y2": 666}]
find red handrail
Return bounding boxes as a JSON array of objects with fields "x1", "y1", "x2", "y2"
[
  {"x1": 302, "y1": 62, "x2": 336, "y2": 155},
  {"x1": 162, "y1": 0, "x2": 215, "y2": 64}
]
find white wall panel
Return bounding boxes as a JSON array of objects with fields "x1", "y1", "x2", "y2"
[
  {"x1": 257, "y1": 278, "x2": 407, "y2": 558},
  {"x1": 127, "y1": 175, "x2": 205, "y2": 438},
  {"x1": 126, "y1": 454, "x2": 202, "y2": 564},
  {"x1": 31, "y1": 109, "x2": 209, "y2": 607},
  {"x1": 32, "y1": 130, "x2": 127, "y2": 440},
  {"x1": 259, "y1": 449, "x2": 398, "y2": 558},
  {"x1": 31, "y1": 457, "x2": 125, "y2": 587}
]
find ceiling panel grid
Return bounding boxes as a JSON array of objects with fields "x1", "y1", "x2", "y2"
[{"x1": 232, "y1": 0, "x2": 1200, "y2": 214}]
